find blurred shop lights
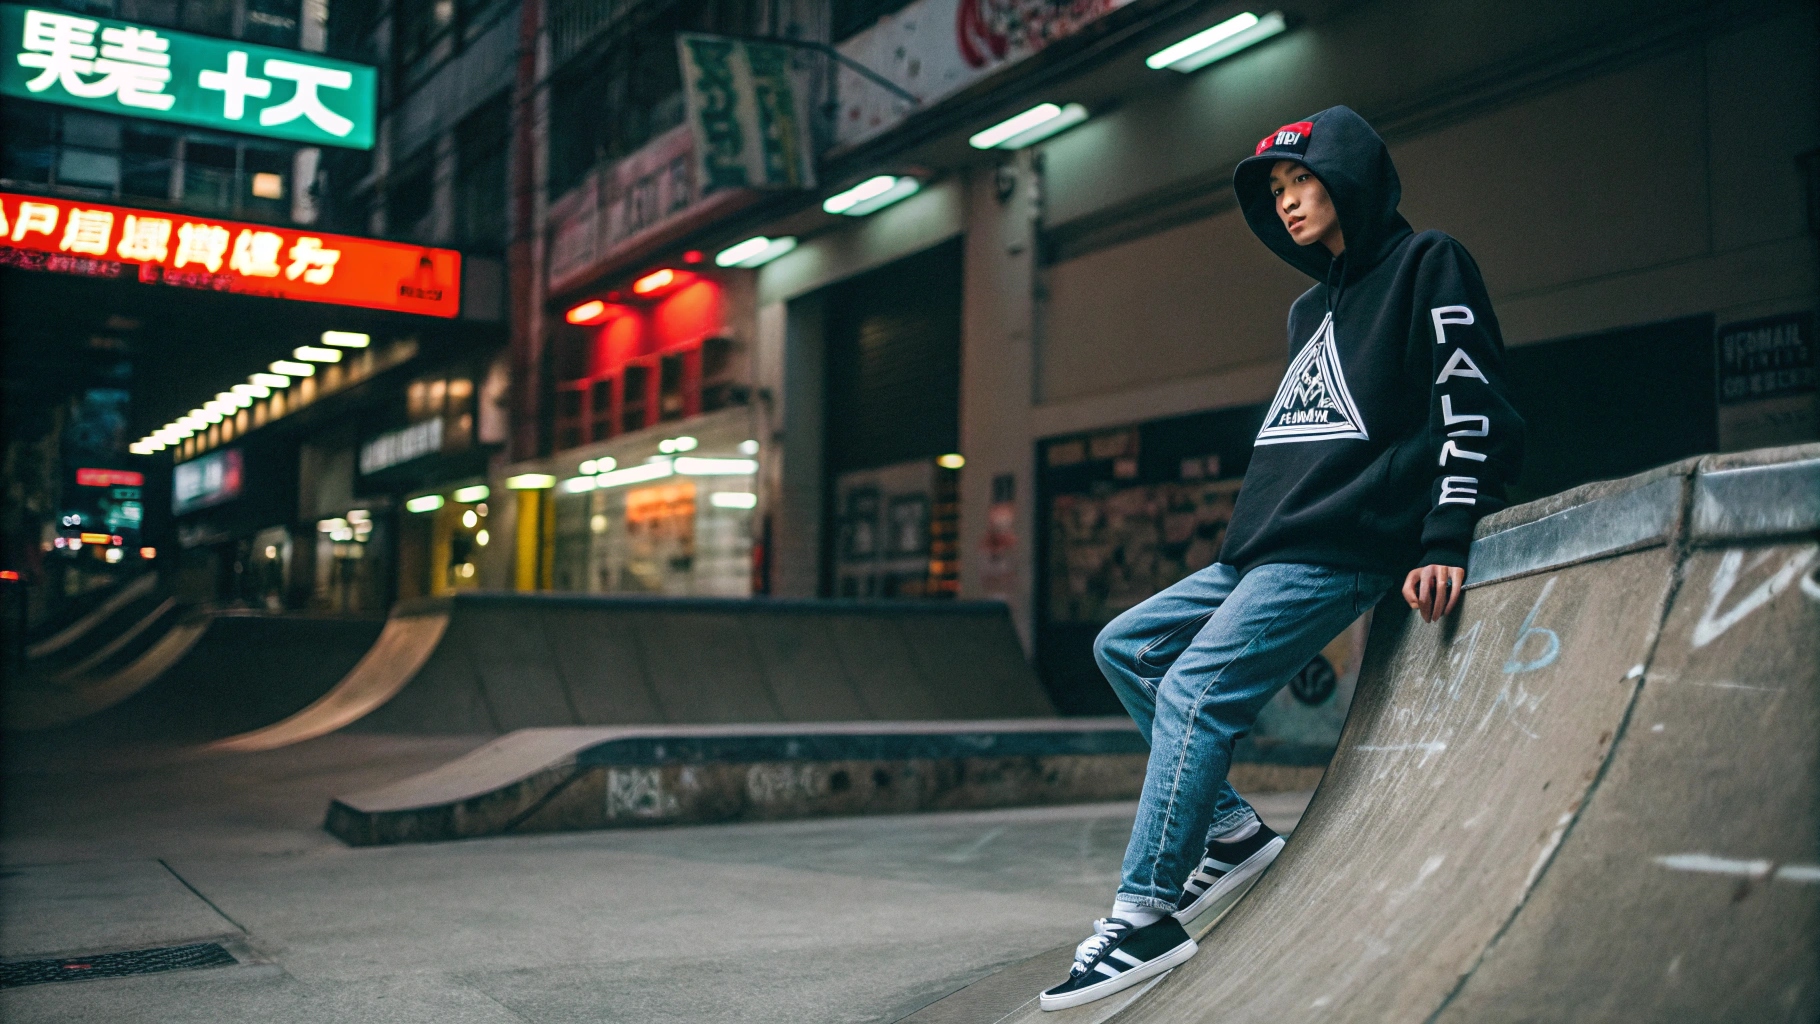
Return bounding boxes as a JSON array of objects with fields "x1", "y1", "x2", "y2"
[
  {"x1": 675, "y1": 457, "x2": 758, "y2": 475},
  {"x1": 709, "y1": 491, "x2": 759, "y2": 509},
  {"x1": 560, "y1": 476, "x2": 597, "y2": 493},
  {"x1": 270, "y1": 359, "x2": 315, "y2": 376},
  {"x1": 578, "y1": 458, "x2": 617, "y2": 474},
  {"x1": 294, "y1": 345, "x2": 343, "y2": 363},
  {"x1": 657, "y1": 436, "x2": 698, "y2": 453},
  {"x1": 594, "y1": 461, "x2": 674, "y2": 488},
  {"x1": 322, "y1": 330, "x2": 370, "y2": 348},
  {"x1": 251, "y1": 372, "x2": 292, "y2": 388},
  {"x1": 938, "y1": 453, "x2": 966, "y2": 469},
  {"x1": 714, "y1": 236, "x2": 797, "y2": 268},
  {"x1": 1146, "y1": 11, "x2": 1287, "y2": 72},
  {"x1": 632, "y1": 268, "x2": 677, "y2": 295},
  {"x1": 565, "y1": 299, "x2": 609, "y2": 325},
  {"x1": 453, "y1": 484, "x2": 490, "y2": 503},
  {"x1": 506, "y1": 473, "x2": 556, "y2": 490},
  {"x1": 969, "y1": 103, "x2": 1088, "y2": 150},
  {"x1": 406, "y1": 494, "x2": 445, "y2": 513},
  {"x1": 824, "y1": 175, "x2": 920, "y2": 216}
]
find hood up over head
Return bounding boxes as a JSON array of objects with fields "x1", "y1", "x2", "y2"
[{"x1": 1233, "y1": 105, "x2": 1412, "y2": 282}]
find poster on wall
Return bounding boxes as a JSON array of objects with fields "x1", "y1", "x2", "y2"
[
  {"x1": 676, "y1": 33, "x2": 817, "y2": 193},
  {"x1": 834, "y1": 0, "x2": 1135, "y2": 148},
  {"x1": 1715, "y1": 311, "x2": 1817, "y2": 451}
]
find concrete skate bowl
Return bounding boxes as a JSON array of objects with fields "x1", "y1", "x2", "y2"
[
  {"x1": 899, "y1": 443, "x2": 1819, "y2": 1024},
  {"x1": 7, "y1": 610, "x2": 385, "y2": 744},
  {"x1": 212, "y1": 594, "x2": 1054, "y2": 753}
]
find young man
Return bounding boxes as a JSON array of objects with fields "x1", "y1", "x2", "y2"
[{"x1": 1038, "y1": 105, "x2": 1523, "y2": 1011}]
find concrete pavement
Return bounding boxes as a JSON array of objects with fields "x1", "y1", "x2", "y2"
[{"x1": 0, "y1": 731, "x2": 1310, "y2": 1023}]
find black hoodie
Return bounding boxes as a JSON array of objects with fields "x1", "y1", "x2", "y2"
[{"x1": 1218, "y1": 106, "x2": 1523, "y2": 576}]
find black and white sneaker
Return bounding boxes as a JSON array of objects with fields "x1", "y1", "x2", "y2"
[
  {"x1": 1173, "y1": 820, "x2": 1285, "y2": 923},
  {"x1": 1038, "y1": 916, "x2": 1197, "y2": 1011}
]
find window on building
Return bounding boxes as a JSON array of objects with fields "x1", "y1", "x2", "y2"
[
  {"x1": 387, "y1": 146, "x2": 437, "y2": 240},
  {"x1": 454, "y1": 92, "x2": 511, "y2": 252},
  {"x1": 546, "y1": 0, "x2": 751, "y2": 198},
  {"x1": 0, "y1": 105, "x2": 305, "y2": 221}
]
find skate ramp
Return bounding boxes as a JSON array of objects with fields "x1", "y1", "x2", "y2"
[
  {"x1": 898, "y1": 444, "x2": 1818, "y2": 1024},
  {"x1": 213, "y1": 595, "x2": 1053, "y2": 752},
  {"x1": 10, "y1": 611, "x2": 385, "y2": 743},
  {"x1": 23, "y1": 572, "x2": 159, "y2": 660}
]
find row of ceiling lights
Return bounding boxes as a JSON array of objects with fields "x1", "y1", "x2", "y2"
[
  {"x1": 561, "y1": 13, "x2": 1285, "y2": 330},
  {"x1": 127, "y1": 330, "x2": 372, "y2": 455}
]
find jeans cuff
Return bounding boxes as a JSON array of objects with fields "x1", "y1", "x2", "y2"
[
  {"x1": 1114, "y1": 892, "x2": 1178, "y2": 913},
  {"x1": 1206, "y1": 807, "x2": 1258, "y2": 842}
]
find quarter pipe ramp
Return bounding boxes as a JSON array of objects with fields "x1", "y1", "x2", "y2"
[
  {"x1": 899, "y1": 444, "x2": 1819, "y2": 1024},
  {"x1": 214, "y1": 596, "x2": 1053, "y2": 752}
]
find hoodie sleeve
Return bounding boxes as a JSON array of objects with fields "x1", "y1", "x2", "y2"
[{"x1": 1412, "y1": 239, "x2": 1524, "y2": 569}]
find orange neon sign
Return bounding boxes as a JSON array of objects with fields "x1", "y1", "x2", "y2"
[{"x1": 0, "y1": 191, "x2": 461, "y2": 317}]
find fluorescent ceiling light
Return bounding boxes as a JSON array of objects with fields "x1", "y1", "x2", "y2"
[
  {"x1": 824, "y1": 176, "x2": 920, "y2": 216},
  {"x1": 675, "y1": 457, "x2": 758, "y2": 476},
  {"x1": 632, "y1": 268, "x2": 676, "y2": 295},
  {"x1": 204, "y1": 400, "x2": 235, "y2": 417},
  {"x1": 559, "y1": 476, "x2": 597, "y2": 493},
  {"x1": 566, "y1": 300, "x2": 609, "y2": 325},
  {"x1": 405, "y1": 494, "x2": 444, "y2": 513},
  {"x1": 453, "y1": 485, "x2": 489, "y2": 503},
  {"x1": 322, "y1": 330, "x2": 370, "y2": 348},
  {"x1": 251, "y1": 372, "x2": 291, "y2": 388},
  {"x1": 657, "y1": 436, "x2": 698, "y2": 454},
  {"x1": 194, "y1": 407, "x2": 224, "y2": 424},
  {"x1": 294, "y1": 345, "x2": 342, "y2": 363},
  {"x1": 219, "y1": 390, "x2": 253, "y2": 408},
  {"x1": 233, "y1": 383, "x2": 270, "y2": 400},
  {"x1": 1146, "y1": 10, "x2": 1287, "y2": 72},
  {"x1": 709, "y1": 491, "x2": 759, "y2": 509},
  {"x1": 937, "y1": 453, "x2": 966, "y2": 469},
  {"x1": 969, "y1": 103, "x2": 1089, "y2": 149},
  {"x1": 998, "y1": 103, "x2": 1088, "y2": 149},
  {"x1": 505, "y1": 473, "x2": 556, "y2": 490},
  {"x1": 270, "y1": 360, "x2": 315, "y2": 376},
  {"x1": 714, "y1": 236, "x2": 798, "y2": 268},
  {"x1": 595, "y1": 460, "x2": 674, "y2": 488}
]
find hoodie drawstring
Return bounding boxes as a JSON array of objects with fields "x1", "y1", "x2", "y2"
[{"x1": 1324, "y1": 251, "x2": 1347, "y2": 315}]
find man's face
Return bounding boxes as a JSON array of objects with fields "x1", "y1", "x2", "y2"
[{"x1": 1270, "y1": 160, "x2": 1341, "y2": 252}]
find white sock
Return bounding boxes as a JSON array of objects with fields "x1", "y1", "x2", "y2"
[
  {"x1": 1210, "y1": 816, "x2": 1260, "y2": 843},
  {"x1": 1111, "y1": 898, "x2": 1165, "y2": 928}
]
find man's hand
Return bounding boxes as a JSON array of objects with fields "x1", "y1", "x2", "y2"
[{"x1": 1403, "y1": 564, "x2": 1466, "y2": 623}]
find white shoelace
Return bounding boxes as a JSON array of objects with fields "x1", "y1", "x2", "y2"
[{"x1": 1069, "y1": 919, "x2": 1126, "y2": 976}]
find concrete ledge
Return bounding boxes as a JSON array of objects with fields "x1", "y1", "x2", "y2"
[{"x1": 324, "y1": 719, "x2": 1150, "y2": 846}]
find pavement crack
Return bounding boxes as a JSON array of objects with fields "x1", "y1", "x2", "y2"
[{"x1": 158, "y1": 858, "x2": 249, "y2": 934}]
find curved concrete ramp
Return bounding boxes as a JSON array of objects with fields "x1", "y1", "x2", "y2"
[
  {"x1": 898, "y1": 444, "x2": 1819, "y2": 1024},
  {"x1": 216, "y1": 595, "x2": 1053, "y2": 751},
  {"x1": 11, "y1": 611, "x2": 385, "y2": 743}
]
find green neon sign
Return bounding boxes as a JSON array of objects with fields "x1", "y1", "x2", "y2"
[{"x1": 1, "y1": 4, "x2": 374, "y2": 149}]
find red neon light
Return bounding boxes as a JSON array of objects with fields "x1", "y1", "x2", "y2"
[
  {"x1": 566, "y1": 300, "x2": 607, "y2": 325},
  {"x1": 76, "y1": 468, "x2": 144, "y2": 487},
  {"x1": 682, "y1": 250, "x2": 704, "y2": 264},
  {"x1": 632, "y1": 268, "x2": 677, "y2": 295},
  {"x1": 0, "y1": 570, "x2": 20, "y2": 581},
  {"x1": 0, "y1": 192, "x2": 461, "y2": 317}
]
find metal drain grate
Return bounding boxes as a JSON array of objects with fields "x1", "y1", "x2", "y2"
[{"x1": 0, "y1": 942, "x2": 237, "y2": 987}]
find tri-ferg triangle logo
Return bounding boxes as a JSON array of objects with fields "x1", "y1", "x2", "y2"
[{"x1": 1256, "y1": 312, "x2": 1369, "y2": 445}]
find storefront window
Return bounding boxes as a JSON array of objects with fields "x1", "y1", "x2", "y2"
[
  {"x1": 313, "y1": 508, "x2": 388, "y2": 612},
  {"x1": 548, "y1": 415, "x2": 755, "y2": 596}
]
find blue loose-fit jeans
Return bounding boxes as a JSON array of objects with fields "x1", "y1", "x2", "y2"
[{"x1": 1095, "y1": 561, "x2": 1396, "y2": 911}]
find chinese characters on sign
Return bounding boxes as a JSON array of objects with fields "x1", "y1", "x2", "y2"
[
  {"x1": 1, "y1": 4, "x2": 374, "y2": 148},
  {"x1": 677, "y1": 34, "x2": 816, "y2": 193},
  {"x1": 0, "y1": 191, "x2": 461, "y2": 316}
]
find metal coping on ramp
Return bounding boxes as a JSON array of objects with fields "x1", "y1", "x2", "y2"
[
  {"x1": 217, "y1": 592, "x2": 1055, "y2": 752},
  {"x1": 897, "y1": 442, "x2": 1820, "y2": 1024},
  {"x1": 324, "y1": 718, "x2": 1150, "y2": 846}
]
